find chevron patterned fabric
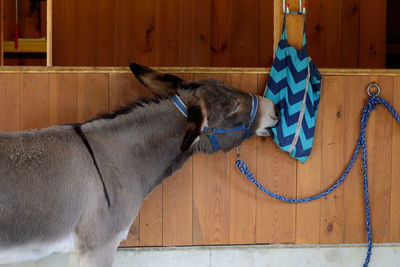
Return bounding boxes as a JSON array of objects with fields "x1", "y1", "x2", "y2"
[{"x1": 264, "y1": 14, "x2": 322, "y2": 163}]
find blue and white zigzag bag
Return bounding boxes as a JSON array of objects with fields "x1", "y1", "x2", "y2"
[{"x1": 264, "y1": 13, "x2": 322, "y2": 163}]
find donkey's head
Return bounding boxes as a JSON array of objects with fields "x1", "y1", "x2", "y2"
[{"x1": 129, "y1": 63, "x2": 278, "y2": 154}]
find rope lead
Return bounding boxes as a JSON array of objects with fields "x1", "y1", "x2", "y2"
[{"x1": 236, "y1": 95, "x2": 400, "y2": 267}]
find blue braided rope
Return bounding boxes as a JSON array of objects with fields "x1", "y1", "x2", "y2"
[{"x1": 236, "y1": 96, "x2": 400, "y2": 267}]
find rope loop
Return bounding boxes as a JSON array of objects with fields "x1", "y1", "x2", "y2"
[{"x1": 236, "y1": 95, "x2": 400, "y2": 267}]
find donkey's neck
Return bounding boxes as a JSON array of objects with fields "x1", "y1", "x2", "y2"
[{"x1": 82, "y1": 98, "x2": 193, "y2": 197}]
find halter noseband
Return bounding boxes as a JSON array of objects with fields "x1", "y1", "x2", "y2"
[{"x1": 171, "y1": 94, "x2": 259, "y2": 151}]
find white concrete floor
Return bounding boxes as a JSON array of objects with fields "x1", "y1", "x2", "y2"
[{"x1": 2, "y1": 243, "x2": 400, "y2": 267}]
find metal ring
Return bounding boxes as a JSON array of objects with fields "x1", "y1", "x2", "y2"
[{"x1": 366, "y1": 82, "x2": 381, "y2": 97}]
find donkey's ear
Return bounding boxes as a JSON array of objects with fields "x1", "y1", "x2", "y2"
[
  {"x1": 180, "y1": 105, "x2": 204, "y2": 152},
  {"x1": 129, "y1": 63, "x2": 183, "y2": 96}
]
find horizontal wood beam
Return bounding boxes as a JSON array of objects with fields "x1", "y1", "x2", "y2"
[
  {"x1": 0, "y1": 66, "x2": 399, "y2": 76},
  {"x1": 3, "y1": 39, "x2": 47, "y2": 53}
]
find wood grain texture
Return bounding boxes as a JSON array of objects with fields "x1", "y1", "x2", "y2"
[
  {"x1": 178, "y1": 0, "x2": 194, "y2": 66},
  {"x1": 139, "y1": 186, "x2": 163, "y2": 246},
  {"x1": 228, "y1": 74, "x2": 257, "y2": 244},
  {"x1": 211, "y1": 0, "x2": 231, "y2": 67},
  {"x1": 155, "y1": 0, "x2": 180, "y2": 66},
  {"x1": 230, "y1": 0, "x2": 259, "y2": 66},
  {"x1": 49, "y1": 74, "x2": 77, "y2": 125},
  {"x1": 295, "y1": 84, "x2": 323, "y2": 244},
  {"x1": 343, "y1": 76, "x2": 368, "y2": 243},
  {"x1": 192, "y1": 0, "x2": 211, "y2": 66},
  {"x1": 256, "y1": 73, "x2": 297, "y2": 244},
  {"x1": 2, "y1": 0, "x2": 387, "y2": 68},
  {"x1": 359, "y1": 0, "x2": 387, "y2": 68},
  {"x1": 52, "y1": 0, "x2": 275, "y2": 68},
  {"x1": 0, "y1": 70, "x2": 399, "y2": 247},
  {"x1": 307, "y1": 0, "x2": 343, "y2": 68},
  {"x1": 192, "y1": 73, "x2": 231, "y2": 245},
  {"x1": 258, "y1": 0, "x2": 274, "y2": 66},
  {"x1": 162, "y1": 159, "x2": 193, "y2": 246},
  {"x1": 20, "y1": 74, "x2": 49, "y2": 130},
  {"x1": 366, "y1": 76, "x2": 393, "y2": 242},
  {"x1": 319, "y1": 76, "x2": 345, "y2": 244},
  {"x1": 340, "y1": 0, "x2": 360, "y2": 67},
  {"x1": 114, "y1": 0, "x2": 155, "y2": 67},
  {"x1": 76, "y1": 74, "x2": 109, "y2": 122},
  {"x1": 390, "y1": 76, "x2": 400, "y2": 242},
  {"x1": 0, "y1": 74, "x2": 20, "y2": 132}
]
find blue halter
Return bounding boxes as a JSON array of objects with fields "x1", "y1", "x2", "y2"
[{"x1": 171, "y1": 94, "x2": 259, "y2": 151}]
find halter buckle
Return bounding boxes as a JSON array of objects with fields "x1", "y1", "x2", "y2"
[{"x1": 236, "y1": 146, "x2": 241, "y2": 160}]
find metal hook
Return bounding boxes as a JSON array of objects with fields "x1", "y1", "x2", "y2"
[
  {"x1": 283, "y1": 0, "x2": 306, "y2": 14},
  {"x1": 366, "y1": 82, "x2": 381, "y2": 97}
]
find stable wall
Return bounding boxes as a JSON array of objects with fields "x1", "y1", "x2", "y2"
[
  {"x1": 51, "y1": 0, "x2": 386, "y2": 68},
  {"x1": 0, "y1": 67, "x2": 399, "y2": 248}
]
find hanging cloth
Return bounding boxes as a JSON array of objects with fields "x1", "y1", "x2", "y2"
[{"x1": 264, "y1": 13, "x2": 322, "y2": 163}]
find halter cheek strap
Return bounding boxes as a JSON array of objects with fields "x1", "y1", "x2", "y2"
[{"x1": 171, "y1": 94, "x2": 259, "y2": 152}]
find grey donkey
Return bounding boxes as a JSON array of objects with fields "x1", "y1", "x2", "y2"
[{"x1": 0, "y1": 64, "x2": 278, "y2": 266}]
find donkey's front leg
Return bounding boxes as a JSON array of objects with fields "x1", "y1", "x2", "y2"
[{"x1": 78, "y1": 241, "x2": 119, "y2": 267}]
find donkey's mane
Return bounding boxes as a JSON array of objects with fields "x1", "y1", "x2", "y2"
[{"x1": 86, "y1": 95, "x2": 168, "y2": 123}]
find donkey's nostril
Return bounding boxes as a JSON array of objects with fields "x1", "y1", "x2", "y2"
[{"x1": 274, "y1": 105, "x2": 280, "y2": 119}]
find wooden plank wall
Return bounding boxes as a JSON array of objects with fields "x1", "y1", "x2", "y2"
[
  {"x1": 0, "y1": 69, "x2": 399, "y2": 247},
  {"x1": 50, "y1": 0, "x2": 386, "y2": 68}
]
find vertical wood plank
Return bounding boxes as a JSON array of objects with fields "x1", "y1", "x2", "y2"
[
  {"x1": 115, "y1": 0, "x2": 157, "y2": 67},
  {"x1": 366, "y1": 76, "x2": 393, "y2": 242},
  {"x1": 75, "y1": 0, "x2": 97, "y2": 66},
  {"x1": 230, "y1": 0, "x2": 260, "y2": 66},
  {"x1": 228, "y1": 74, "x2": 257, "y2": 244},
  {"x1": 20, "y1": 74, "x2": 49, "y2": 130},
  {"x1": 162, "y1": 159, "x2": 193, "y2": 246},
  {"x1": 156, "y1": 0, "x2": 180, "y2": 66},
  {"x1": 259, "y1": 0, "x2": 274, "y2": 66},
  {"x1": 319, "y1": 76, "x2": 345, "y2": 244},
  {"x1": 390, "y1": 76, "x2": 400, "y2": 242},
  {"x1": 359, "y1": 0, "x2": 386, "y2": 68},
  {"x1": 97, "y1": 0, "x2": 116, "y2": 66},
  {"x1": 295, "y1": 85, "x2": 323, "y2": 244},
  {"x1": 307, "y1": 0, "x2": 343, "y2": 67},
  {"x1": 0, "y1": 74, "x2": 20, "y2": 132},
  {"x1": 210, "y1": 0, "x2": 231, "y2": 66},
  {"x1": 340, "y1": 0, "x2": 360, "y2": 68},
  {"x1": 162, "y1": 73, "x2": 194, "y2": 246},
  {"x1": 256, "y1": 74, "x2": 297, "y2": 244},
  {"x1": 192, "y1": 73, "x2": 230, "y2": 245},
  {"x1": 53, "y1": 0, "x2": 78, "y2": 66},
  {"x1": 77, "y1": 74, "x2": 109, "y2": 122},
  {"x1": 140, "y1": 186, "x2": 163, "y2": 246},
  {"x1": 49, "y1": 74, "x2": 77, "y2": 125},
  {"x1": 343, "y1": 76, "x2": 368, "y2": 243},
  {"x1": 178, "y1": 0, "x2": 194, "y2": 66},
  {"x1": 192, "y1": 0, "x2": 211, "y2": 66}
]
